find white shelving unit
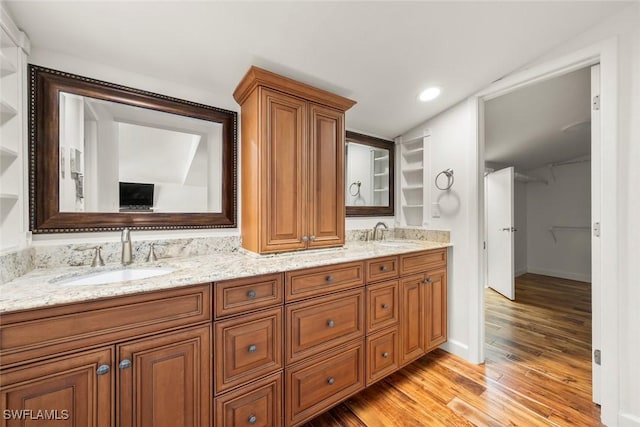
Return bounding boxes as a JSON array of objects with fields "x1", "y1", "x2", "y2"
[
  {"x1": 372, "y1": 148, "x2": 389, "y2": 206},
  {"x1": 1, "y1": 8, "x2": 30, "y2": 253},
  {"x1": 396, "y1": 133, "x2": 430, "y2": 227}
]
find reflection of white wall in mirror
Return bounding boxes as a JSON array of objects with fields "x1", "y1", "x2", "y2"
[
  {"x1": 59, "y1": 93, "x2": 85, "y2": 212},
  {"x1": 346, "y1": 142, "x2": 372, "y2": 206}
]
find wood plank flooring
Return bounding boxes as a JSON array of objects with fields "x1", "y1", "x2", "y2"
[{"x1": 303, "y1": 273, "x2": 601, "y2": 426}]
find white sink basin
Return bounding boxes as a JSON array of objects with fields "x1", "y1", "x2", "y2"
[
  {"x1": 376, "y1": 240, "x2": 416, "y2": 247},
  {"x1": 59, "y1": 267, "x2": 175, "y2": 286}
]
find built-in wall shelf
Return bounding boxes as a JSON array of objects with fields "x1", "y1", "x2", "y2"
[
  {"x1": 374, "y1": 155, "x2": 389, "y2": 162},
  {"x1": 374, "y1": 188, "x2": 389, "y2": 192},
  {"x1": 402, "y1": 204, "x2": 424, "y2": 208},
  {"x1": 403, "y1": 146, "x2": 424, "y2": 155},
  {"x1": 0, "y1": 145, "x2": 18, "y2": 158},
  {"x1": 0, "y1": 192, "x2": 19, "y2": 200},
  {"x1": 0, "y1": 99, "x2": 17, "y2": 117},
  {"x1": 402, "y1": 185, "x2": 423, "y2": 190},
  {"x1": 402, "y1": 166, "x2": 423, "y2": 173},
  {"x1": 0, "y1": 50, "x2": 16, "y2": 76},
  {"x1": 397, "y1": 133, "x2": 430, "y2": 227}
]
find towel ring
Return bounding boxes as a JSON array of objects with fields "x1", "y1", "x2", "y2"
[
  {"x1": 349, "y1": 181, "x2": 362, "y2": 197},
  {"x1": 435, "y1": 169, "x2": 454, "y2": 191}
]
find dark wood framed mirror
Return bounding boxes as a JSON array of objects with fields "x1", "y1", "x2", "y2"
[
  {"x1": 29, "y1": 65, "x2": 237, "y2": 233},
  {"x1": 345, "y1": 131, "x2": 394, "y2": 217}
]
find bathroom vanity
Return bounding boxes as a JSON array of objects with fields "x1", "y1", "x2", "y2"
[{"x1": 0, "y1": 242, "x2": 448, "y2": 427}]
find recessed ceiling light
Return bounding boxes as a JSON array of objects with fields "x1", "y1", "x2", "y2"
[{"x1": 419, "y1": 87, "x2": 441, "y2": 102}]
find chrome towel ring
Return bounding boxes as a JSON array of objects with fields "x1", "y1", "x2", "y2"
[
  {"x1": 349, "y1": 181, "x2": 362, "y2": 197},
  {"x1": 435, "y1": 168, "x2": 454, "y2": 190}
]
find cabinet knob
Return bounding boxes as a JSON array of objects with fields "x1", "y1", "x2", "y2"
[
  {"x1": 423, "y1": 277, "x2": 432, "y2": 284},
  {"x1": 119, "y1": 359, "x2": 132, "y2": 369},
  {"x1": 382, "y1": 352, "x2": 389, "y2": 359},
  {"x1": 310, "y1": 235, "x2": 316, "y2": 241},
  {"x1": 302, "y1": 236, "x2": 308, "y2": 242},
  {"x1": 96, "y1": 364, "x2": 110, "y2": 375},
  {"x1": 247, "y1": 290, "x2": 257, "y2": 299},
  {"x1": 326, "y1": 275, "x2": 334, "y2": 282},
  {"x1": 248, "y1": 345, "x2": 257, "y2": 353},
  {"x1": 248, "y1": 415, "x2": 257, "y2": 424},
  {"x1": 327, "y1": 320, "x2": 335, "y2": 328},
  {"x1": 380, "y1": 265, "x2": 388, "y2": 272},
  {"x1": 382, "y1": 303, "x2": 389, "y2": 309},
  {"x1": 327, "y1": 377, "x2": 335, "y2": 385}
]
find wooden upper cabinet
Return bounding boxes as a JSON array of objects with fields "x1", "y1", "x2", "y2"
[{"x1": 234, "y1": 66, "x2": 356, "y2": 254}]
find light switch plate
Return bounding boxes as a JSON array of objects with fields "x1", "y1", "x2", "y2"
[{"x1": 431, "y1": 203, "x2": 441, "y2": 218}]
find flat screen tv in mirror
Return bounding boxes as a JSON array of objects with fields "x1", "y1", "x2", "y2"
[{"x1": 29, "y1": 65, "x2": 237, "y2": 232}]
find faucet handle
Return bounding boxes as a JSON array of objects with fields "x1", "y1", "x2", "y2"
[
  {"x1": 146, "y1": 242, "x2": 167, "y2": 262},
  {"x1": 75, "y1": 245, "x2": 104, "y2": 267}
]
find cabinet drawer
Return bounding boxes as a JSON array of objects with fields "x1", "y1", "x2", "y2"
[
  {"x1": 286, "y1": 340, "x2": 364, "y2": 426},
  {"x1": 215, "y1": 307, "x2": 283, "y2": 394},
  {"x1": 400, "y1": 249, "x2": 447, "y2": 275},
  {"x1": 286, "y1": 289, "x2": 364, "y2": 364},
  {"x1": 0, "y1": 284, "x2": 211, "y2": 367},
  {"x1": 366, "y1": 327, "x2": 399, "y2": 386},
  {"x1": 366, "y1": 280, "x2": 399, "y2": 334},
  {"x1": 215, "y1": 372, "x2": 282, "y2": 427},
  {"x1": 215, "y1": 273, "x2": 283, "y2": 319},
  {"x1": 285, "y1": 261, "x2": 364, "y2": 301},
  {"x1": 366, "y1": 256, "x2": 399, "y2": 282}
]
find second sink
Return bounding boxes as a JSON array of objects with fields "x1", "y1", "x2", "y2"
[{"x1": 58, "y1": 267, "x2": 175, "y2": 286}]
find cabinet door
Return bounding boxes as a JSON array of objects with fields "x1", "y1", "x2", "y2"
[
  {"x1": 308, "y1": 103, "x2": 345, "y2": 249},
  {"x1": 117, "y1": 325, "x2": 211, "y2": 427},
  {"x1": 0, "y1": 347, "x2": 113, "y2": 427},
  {"x1": 260, "y1": 88, "x2": 307, "y2": 252},
  {"x1": 425, "y1": 268, "x2": 448, "y2": 351},
  {"x1": 399, "y1": 274, "x2": 426, "y2": 366}
]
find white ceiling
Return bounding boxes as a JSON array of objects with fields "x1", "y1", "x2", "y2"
[
  {"x1": 6, "y1": 1, "x2": 631, "y2": 139},
  {"x1": 484, "y1": 67, "x2": 591, "y2": 171}
]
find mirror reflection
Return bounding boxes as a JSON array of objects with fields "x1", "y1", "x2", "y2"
[
  {"x1": 58, "y1": 93, "x2": 223, "y2": 213},
  {"x1": 345, "y1": 142, "x2": 390, "y2": 207}
]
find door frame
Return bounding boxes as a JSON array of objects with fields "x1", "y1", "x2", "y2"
[{"x1": 468, "y1": 37, "x2": 618, "y2": 425}]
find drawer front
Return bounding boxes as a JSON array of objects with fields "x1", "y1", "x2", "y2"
[
  {"x1": 215, "y1": 273, "x2": 283, "y2": 319},
  {"x1": 366, "y1": 256, "x2": 399, "y2": 283},
  {"x1": 400, "y1": 249, "x2": 447, "y2": 275},
  {"x1": 215, "y1": 372, "x2": 282, "y2": 427},
  {"x1": 0, "y1": 284, "x2": 211, "y2": 368},
  {"x1": 285, "y1": 261, "x2": 364, "y2": 302},
  {"x1": 215, "y1": 307, "x2": 283, "y2": 394},
  {"x1": 286, "y1": 340, "x2": 364, "y2": 426},
  {"x1": 366, "y1": 327, "x2": 399, "y2": 386},
  {"x1": 366, "y1": 280, "x2": 399, "y2": 334},
  {"x1": 286, "y1": 289, "x2": 364, "y2": 364}
]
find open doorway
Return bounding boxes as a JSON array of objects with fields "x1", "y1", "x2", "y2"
[{"x1": 482, "y1": 65, "x2": 600, "y2": 404}]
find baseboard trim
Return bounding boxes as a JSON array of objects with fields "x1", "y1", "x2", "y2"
[
  {"x1": 526, "y1": 267, "x2": 591, "y2": 283},
  {"x1": 515, "y1": 268, "x2": 528, "y2": 277},
  {"x1": 619, "y1": 412, "x2": 640, "y2": 427},
  {"x1": 440, "y1": 339, "x2": 469, "y2": 360}
]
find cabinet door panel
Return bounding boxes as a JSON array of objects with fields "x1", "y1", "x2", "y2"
[
  {"x1": 261, "y1": 89, "x2": 307, "y2": 252},
  {"x1": 426, "y1": 268, "x2": 448, "y2": 351},
  {"x1": 215, "y1": 372, "x2": 282, "y2": 427},
  {"x1": 399, "y1": 274, "x2": 426, "y2": 366},
  {"x1": 0, "y1": 348, "x2": 113, "y2": 427},
  {"x1": 366, "y1": 280, "x2": 399, "y2": 334},
  {"x1": 308, "y1": 104, "x2": 345, "y2": 248},
  {"x1": 117, "y1": 325, "x2": 211, "y2": 427}
]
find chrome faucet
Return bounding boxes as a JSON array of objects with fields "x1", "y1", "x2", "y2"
[
  {"x1": 372, "y1": 221, "x2": 389, "y2": 241},
  {"x1": 121, "y1": 228, "x2": 132, "y2": 265}
]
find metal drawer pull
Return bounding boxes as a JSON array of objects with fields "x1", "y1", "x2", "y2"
[
  {"x1": 326, "y1": 275, "x2": 334, "y2": 282},
  {"x1": 380, "y1": 265, "x2": 388, "y2": 272},
  {"x1": 310, "y1": 236, "x2": 316, "y2": 241},
  {"x1": 327, "y1": 320, "x2": 335, "y2": 328},
  {"x1": 302, "y1": 236, "x2": 308, "y2": 242},
  {"x1": 327, "y1": 377, "x2": 335, "y2": 385},
  {"x1": 248, "y1": 415, "x2": 257, "y2": 424},
  {"x1": 248, "y1": 345, "x2": 257, "y2": 353},
  {"x1": 119, "y1": 359, "x2": 132, "y2": 369},
  {"x1": 247, "y1": 290, "x2": 257, "y2": 299},
  {"x1": 382, "y1": 352, "x2": 389, "y2": 359},
  {"x1": 423, "y1": 277, "x2": 432, "y2": 284},
  {"x1": 382, "y1": 303, "x2": 389, "y2": 309},
  {"x1": 96, "y1": 364, "x2": 110, "y2": 375}
]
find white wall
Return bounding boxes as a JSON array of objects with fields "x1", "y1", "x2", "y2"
[
  {"x1": 526, "y1": 162, "x2": 591, "y2": 282},
  {"x1": 514, "y1": 180, "x2": 527, "y2": 276},
  {"x1": 400, "y1": 101, "x2": 475, "y2": 358},
  {"x1": 346, "y1": 143, "x2": 373, "y2": 206}
]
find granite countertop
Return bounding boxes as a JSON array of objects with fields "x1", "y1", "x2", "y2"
[{"x1": 0, "y1": 240, "x2": 450, "y2": 314}]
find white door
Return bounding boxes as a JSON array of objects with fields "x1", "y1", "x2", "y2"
[
  {"x1": 487, "y1": 167, "x2": 515, "y2": 300},
  {"x1": 590, "y1": 64, "x2": 601, "y2": 404}
]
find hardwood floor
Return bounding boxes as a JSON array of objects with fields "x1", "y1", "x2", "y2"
[{"x1": 303, "y1": 273, "x2": 601, "y2": 426}]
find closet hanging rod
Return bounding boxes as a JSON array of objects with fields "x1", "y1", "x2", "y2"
[
  {"x1": 549, "y1": 157, "x2": 591, "y2": 168},
  {"x1": 548, "y1": 225, "x2": 590, "y2": 243}
]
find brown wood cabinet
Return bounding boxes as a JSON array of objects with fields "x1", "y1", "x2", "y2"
[
  {"x1": 0, "y1": 285, "x2": 212, "y2": 427},
  {"x1": 118, "y1": 325, "x2": 211, "y2": 427},
  {"x1": 234, "y1": 66, "x2": 356, "y2": 254},
  {"x1": 215, "y1": 372, "x2": 282, "y2": 427},
  {"x1": 0, "y1": 347, "x2": 113, "y2": 427}
]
